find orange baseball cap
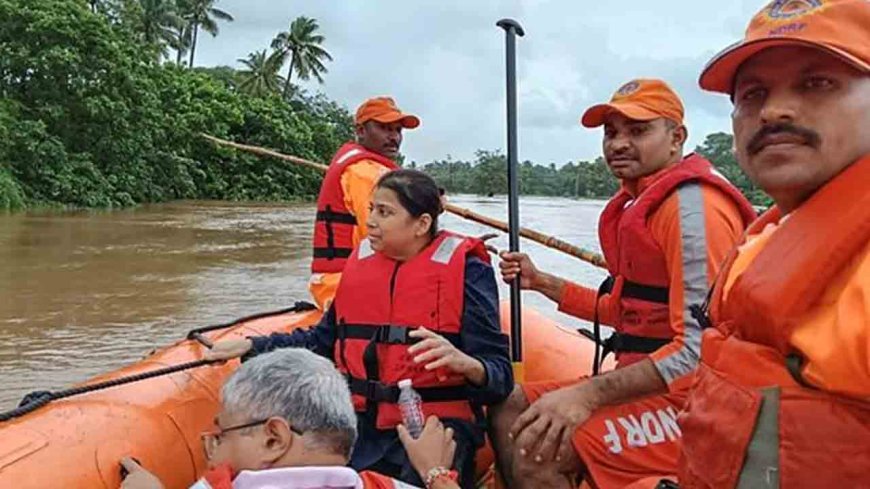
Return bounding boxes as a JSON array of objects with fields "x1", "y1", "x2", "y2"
[
  {"x1": 581, "y1": 79, "x2": 685, "y2": 128},
  {"x1": 354, "y1": 97, "x2": 420, "y2": 129},
  {"x1": 700, "y1": 0, "x2": 870, "y2": 94}
]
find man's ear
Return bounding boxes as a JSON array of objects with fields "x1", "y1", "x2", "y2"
[
  {"x1": 672, "y1": 123, "x2": 688, "y2": 154},
  {"x1": 677, "y1": 124, "x2": 688, "y2": 145},
  {"x1": 261, "y1": 417, "x2": 294, "y2": 463}
]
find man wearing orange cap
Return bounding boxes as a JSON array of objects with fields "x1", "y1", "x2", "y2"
[
  {"x1": 309, "y1": 97, "x2": 419, "y2": 309},
  {"x1": 491, "y1": 80, "x2": 756, "y2": 488},
  {"x1": 675, "y1": 1, "x2": 870, "y2": 487}
]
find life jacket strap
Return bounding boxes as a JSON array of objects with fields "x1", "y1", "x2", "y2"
[
  {"x1": 621, "y1": 279, "x2": 669, "y2": 304},
  {"x1": 602, "y1": 332, "x2": 671, "y2": 355},
  {"x1": 591, "y1": 275, "x2": 671, "y2": 374},
  {"x1": 313, "y1": 247, "x2": 353, "y2": 259},
  {"x1": 337, "y1": 324, "x2": 461, "y2": 345},
  {"x1": 315, "y1": 209, "x2": 357, "y2": 225},
  {"x1": 346, "y1": 376, "x2": 468, "y2": 404},
  {"x1": 313, "y1": 205, "x2": 356, "y2": 261}
]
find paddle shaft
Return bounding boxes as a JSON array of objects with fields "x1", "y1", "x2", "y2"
[
  {"x1": 202, "y1": 134, "x2": 607, "y2": 269},
  {"x1": 497, "y1": 18, "x2": 526, "y2": 377}
]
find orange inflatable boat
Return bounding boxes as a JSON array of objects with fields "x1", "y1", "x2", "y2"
[{"x1": 0, "y1": 301, "x2": 609, "y2": 488}]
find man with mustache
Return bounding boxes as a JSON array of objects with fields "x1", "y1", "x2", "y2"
[
  {"x1": 309, "y1": 97, "x2": 419, "y2": 309},
  {"x1": 493, "y1": 80, "x2": 757, "y2": 488},
  {"x1": 675, "y1": 0, "x2": 870, "y2": 487}
]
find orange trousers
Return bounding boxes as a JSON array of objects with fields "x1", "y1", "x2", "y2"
[{"x1": 522, "y1": 379, "x2": 684, "y2": 489}]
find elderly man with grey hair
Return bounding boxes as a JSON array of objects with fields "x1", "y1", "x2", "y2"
[{"x1": 119, "y1": 348, "x2": 460, "y2": 489}]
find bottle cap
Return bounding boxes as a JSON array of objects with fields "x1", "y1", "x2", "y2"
[{"x1": 398, "y1": 379, "x2": 413, "y2": 389}]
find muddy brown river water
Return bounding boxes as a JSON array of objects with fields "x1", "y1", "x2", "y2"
[{"x1": 0, "y1": 195, "x2": 607, "y2": 407}]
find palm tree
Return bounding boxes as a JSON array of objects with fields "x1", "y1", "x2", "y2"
[
  {"x1": 173, "y1": 0, "x2": 191, "y2": 65},
  {"x1": 236, "y1": 50, "x2": 286, "y2": 97},
  {"x1": 88, "y1": 0, "x2": 105, "y2": 13},
  {"x1": 183, "y1": 0, "x2": 234, "y2": 68},
  {"x1": 271, "y1": 16, "x2": 333, "y2": 98},
  {"x1": 174, "y1": 23, "x2": 191, "y2": 65},
  {"x1": 139, "y1": 0, "x2": 183, "y2": 59}
]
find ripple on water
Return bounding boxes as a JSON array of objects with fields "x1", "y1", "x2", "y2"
[{"x1": 0, "y1": 196, "x2": 608, "y2": 407}]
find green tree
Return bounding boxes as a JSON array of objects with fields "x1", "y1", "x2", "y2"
[
  {"x1": 138, "y1": 0, "x2": 182, "y2": 59},
  {"x1": 236, "y1": 50, "x2": 285, "y2": 97},
  {"x1": 173, "y1": 0, "x2": 192, "y2": 65},
  {"x1": 182, "y1": 0, "x2": 233, "y2": 68},
  {"x1": 194, "y1": 65, "x2": 237, "y2": 89},
  {"x1": 271, "y1": 16, "x2": 333, "y2": 98},
  {"x1": 0, "y1": 0, "x2": 350, "y2": 209},
  {"x1": 695, "y1": 132, "x2": 771, "y2": 206},
  {"x1": 420, "y1": 151, "x2": 618, "y2": 198}
]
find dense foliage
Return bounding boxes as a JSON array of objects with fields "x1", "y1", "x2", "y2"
[{"x1": 0, "y1": 0, "x2": 350, "y2": 210}]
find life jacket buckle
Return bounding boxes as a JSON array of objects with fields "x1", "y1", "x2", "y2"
[
  {"x1": 602, "y1": 333, "x2": 622, "y2": 354},
  {"x1": 374, "y1": 325, "x2": 412, "y2": 345},
  {"x1": 362, "y1": 379, "x2": 398, "y2": 403},
  {"x1": 689, "y1": 304, "x2": 712, "y2": 329}
]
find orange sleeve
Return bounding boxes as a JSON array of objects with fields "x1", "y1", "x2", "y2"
[
  {"x1": 340, "y1": 160, "x2": 392, "y2": 247},
  {"x1": 648, "y1": 183, "x2": 746, "y2": 390},
  {"x1": 558, "y1": 281, "x2": 619, "y2": 326}
]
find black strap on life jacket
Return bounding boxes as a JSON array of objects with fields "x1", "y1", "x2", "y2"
[
  {"x1": 346, "y1": 376, "x2": 468, "y2": 405},
  {"x1": 337, "y1": 324, "x2": 461, "y2": 345},
  {"x1": 689, "y1": 280, "x2": 717, "y2": 331},
  {"x1": 313, "y1": 205, "x2": 356, "y2": 260},
  {"x1": 361, "y1": 329, "x2": 381, "y2": 419},
  {"x1": 590, "y1": 276, "x2": 672, "y2": 375},
  {"x1": 591, "y1": 276, "x2": 614, "y2": 375},
  {"x1": 312, "y1": 248, "x2": 353, "y2": 259},
  {"x1": 316, "y1": 207, "x2": 358, "y2": 225},
  {"x1": 601, "y1": 332, "x2": 670, "y2": 357},
  {"x1": 343, "y1": 323, "x2": 464, "y2": 419},
  {"x1": 622, "y1": 280, "x2": 669, "y2": 304}
]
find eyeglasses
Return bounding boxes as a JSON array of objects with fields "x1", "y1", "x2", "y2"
[{"x1": 200, "y1": 417, "x2": 304, "y2": 460}]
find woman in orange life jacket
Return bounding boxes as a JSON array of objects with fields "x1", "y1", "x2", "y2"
[{"x1": 207, "y1": 169, "x2": 513, "y2": 489}]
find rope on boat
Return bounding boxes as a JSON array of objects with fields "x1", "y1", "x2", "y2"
[
  {"x1": 0, "y1": 301, "x2": 319, "y2": 422},
  {"x1": 0, "y1": 359, "x2": 218, "y2": 422},
  {"x1": 185, "y1": 301, "x2": 317, "y2": 340}
]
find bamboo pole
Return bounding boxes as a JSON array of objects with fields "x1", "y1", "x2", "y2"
[
  {"x1": 445, "y1": 204, "x2": 607, "y2": 268},
  {"x1": 202, "y1": 134, "x2": 329, "y2": 172},
  {"x1": 202, "y1": 133, "x2": 607, "y2": 269}
]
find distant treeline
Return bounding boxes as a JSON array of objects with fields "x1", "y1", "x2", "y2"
[{"x1": 415, "y1": 133, "x2": 771, "y2": 206}]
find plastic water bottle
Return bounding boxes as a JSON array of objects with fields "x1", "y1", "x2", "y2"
[{"x1": 397, "y1": 379, "x2": 425, "y2": 438}]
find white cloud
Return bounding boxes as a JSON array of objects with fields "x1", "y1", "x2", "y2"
[{"x1": 196, "y1": 0, "x2": 769, "y2": 164}]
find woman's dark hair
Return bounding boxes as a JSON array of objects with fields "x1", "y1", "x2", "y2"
[{"x1": 376, "y1": 169, "x2": 443, "y2": 238}]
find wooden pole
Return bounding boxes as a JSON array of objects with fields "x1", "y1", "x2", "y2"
[
  {"x1": 202, "y1": 133, "x2": 607, "y2": 269},
  {"x1": 202, "y1": 134, "x2": 329, "y2": 172}
]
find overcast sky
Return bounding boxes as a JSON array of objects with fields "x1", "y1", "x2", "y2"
[{"x1": 196, "y1": 1, "x2": 768, "y2": 166}]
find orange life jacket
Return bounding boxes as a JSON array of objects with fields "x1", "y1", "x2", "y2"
[
  {"x1": 311, "y1": 142, "x2": 398, "y2": 274},
  {"x1": 678, "y1": 155, "x2": 870, "y2": 488},
  {"x1": 332, "y1": 231, "x2": 490, "y2": 430},
  {"x1": 596, "y1": 154, "x2": 755, "y2": 368}
]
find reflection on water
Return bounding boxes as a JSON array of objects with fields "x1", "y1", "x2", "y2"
[{"x1": 0, "y1": 196, "x2": 606, "y2": 407}]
